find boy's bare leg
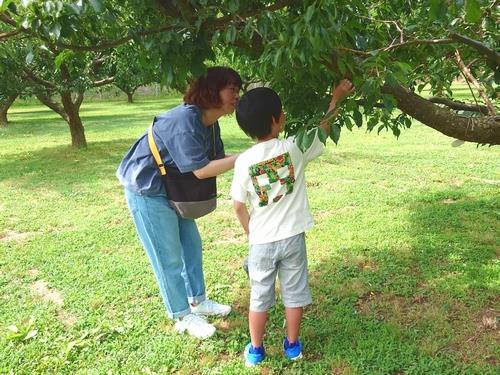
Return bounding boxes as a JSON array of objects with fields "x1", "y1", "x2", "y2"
[
  {"x1": 249, "y1": 311, "x2": 268, "y2": 347},
  {"x1": 285, "y1": 307, "x2": 303, "y2": 343}
]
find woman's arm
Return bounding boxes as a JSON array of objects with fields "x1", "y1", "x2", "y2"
[
  {"x1": 192, "y1": 154, "x2": 238, "y2": 179},
  {"x1": 233, "y1": 200, "x2": 250, "y2": 235}
]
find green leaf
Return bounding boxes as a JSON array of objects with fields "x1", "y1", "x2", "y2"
[
  {"x1": 89, "y1": 0, "x2": 103, "y2": 12},
  {"x1": 0, "y1": 0, "x2": 12, "y2": 12},
  {"x1": 227, "y1": 0, "x2": 239, "y2": 13},
  {"x1": 294, "y1": 128, "x2": 305, "y2": 152},
  {"x1": 225, "y1": 26, "x2": 237, "y2": 43},
  {"x1": 54, "y1": 49, "x2": 75, "y2": 69},
  {"x1": 302, "y1": 129, "x2": 315, "y2": 150},
  {"x1": 23, "y1": 329, "x2": 38, "y2": 341},
  {"x1": 330, "y1": 124, "x2": 341, "y2": 145},
  {"x1": 65, "y1": 3, "x2": 82, "y2": 15},
  {"x1": 304, "y1": 4, "x2": 315, "y2": 23},
  {"x1": 429, "y1": 0, "x2": 447, "y2": 21},
  {"x1": 25, "y1": 51, "x2": 34, "y2": 64},
  {"x1": 317, "y1": 127, "x2": 328, "y2": 144},
  {"x1": 353, "y1": 109, "x2": 363, "y2": 127},
  {"x1": 49, "y1": 23, "x2": 61, "y2": 39},
  {"x1": 465, "y1": 0, "x2": 481, "y2": 23}
]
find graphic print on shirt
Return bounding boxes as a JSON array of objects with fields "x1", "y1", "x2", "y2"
[{"x1": 249, "y1": 152, "x2": 295, "y2": 207}]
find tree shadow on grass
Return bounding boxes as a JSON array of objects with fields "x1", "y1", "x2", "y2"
[
  {"x1": 0, "y1": 138, "x2": 136, "y2": 189},
  {"x1": 301, "y1": 189, "x2": 499, "y2": 373},
  {"x1": 0, "y1": 135, "x2": 253, "y2": 193}
]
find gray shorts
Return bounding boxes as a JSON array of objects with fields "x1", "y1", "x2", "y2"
[{"x1": 248, "y1": 232, "x2": 312, "y2": 312}]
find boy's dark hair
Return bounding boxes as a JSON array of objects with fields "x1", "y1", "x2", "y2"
[
  {"x1": 235, "y1": 87, "x2": 282, "y2": 140},
  {"x1": 184, "y1": 66, "x2": 242, "y2": 109}
]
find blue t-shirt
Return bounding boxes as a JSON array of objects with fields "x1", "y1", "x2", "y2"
[{"x1": 116, "y1": 104, "x2": 225, "y2": 195}]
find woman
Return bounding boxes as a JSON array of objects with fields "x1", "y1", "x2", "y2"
[{"x1": 117, "y1": 67, "x2": 241, "y2": 339}]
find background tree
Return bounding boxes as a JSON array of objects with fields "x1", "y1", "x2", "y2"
[
  {"x1": 0, "y1": 63, "x2": 21, "y2": 128},
  {"x1": 0, "y1": 1, "x2": 122, "y2": 147},
  {"x1": 109, "y1": 43, "x2": 160, "y2": 103},
  {"x1": 0, "y1": 29, "x2": 27, "y2": 127}
]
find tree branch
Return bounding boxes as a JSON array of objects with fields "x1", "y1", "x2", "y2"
[
  {"x1": 450, "y1": 32, "x2": 500, "y2": 67},
  {"x1": 204, "y1": 0, "x2": 297, "y2": 31},
  {"x1": 22, "y1": 68, "x2": 57, "y2": 90},
  {"x1": 93, "y1": 77, "x2": 115, "y2": 87},
  {"x1": 455, "y1": 50, "x2": 496, "y2": 115},
  {"x1": 35, "y1": 93, "x2": 68, "y2": 122},
  {"x1": 0, "y1": 12, "x2": 16, "y2": 27},
  {"x1": 382, "y1": 82, "x2": 500, "y2": 144},
  {"x1": 337, "y1": 38, "x2": 454, "y2": 57},
  {"x1": 428, "y1": 97, "x2": 489, "y2": 114},
  {"x1": 0, "y1": 28, "x2": 21, "y2": 40}
]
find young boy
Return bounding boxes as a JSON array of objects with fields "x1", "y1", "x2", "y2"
[{"x1": 230, "y1": 80, "x2": 354, "y2": 366}]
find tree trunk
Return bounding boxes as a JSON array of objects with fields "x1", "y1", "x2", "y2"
[
  {"x1": 61, "y1": 91, "x2": 87, "y2": 148},
  {"x1": 0, "y1": 94, "x2": 18, "y2": 127},
  {"x1": 382, "y1": 83, "x2": 500, "y2": 145},
  {"x1": 127, "y1": 92, "x2": 134, "y2": 103}
]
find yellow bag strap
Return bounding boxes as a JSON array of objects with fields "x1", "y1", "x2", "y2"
[{"x1": 148, "y1": 124, "x2": 167, "y2": 176}]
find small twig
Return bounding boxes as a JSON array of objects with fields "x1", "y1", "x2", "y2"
[
  {"x1": 357, "y1": 15, "x2": 404, "y2": 43},
  {"x1": 0, "y1": 28, "x2": 21, "y2": 40},
  {"x1": 455, "y1": 49, "x2": 497, "y2": 115},
  {"x1": 337, "y1": 38, "x2": 454, "y2": 57}
]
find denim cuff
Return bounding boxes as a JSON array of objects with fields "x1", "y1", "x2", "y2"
[
  {"x1": 171, "y1": 306, "x2": 192, "y2": 320},
  {"x1": 188, "y1": 294, "x2": 206, "y2": 306}
]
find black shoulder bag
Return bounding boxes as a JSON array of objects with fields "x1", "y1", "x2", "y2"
[{"x1": 148, "y1": 123, "x2": 217, "y2": 219}]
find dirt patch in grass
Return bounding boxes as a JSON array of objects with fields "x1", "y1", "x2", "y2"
[
  {"x1": 442, "y1": 198, "x2": 457, "y2": 204},
  {"x1": 470, "y1": 177, "x2": 500, "y2": 185},
  {"x1": 30, "y1": 279, "x2": 77, "y2": 326},
  {"x1": 30, "y1": 280, "x2": 64, "y2": 306},
  {"x1": 0, "y1": 230, "x2": 30, "y2": 242},
  {"x1": 27, "y1": 268, "x2": 40, "y2": 277},
  {"x1": 58, "y1": 310, "x2": 77, "y2": 326},
  {"x1": 448, "y1": 303, "x2": 499, "y2": 366},
  {"x1": 331, "y1": 359, "x2": 355, "y2": 374}
]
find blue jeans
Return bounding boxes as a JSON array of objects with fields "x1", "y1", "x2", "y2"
[{"x1": 125, "y1": 189, "x2": 206, "y2": 319}]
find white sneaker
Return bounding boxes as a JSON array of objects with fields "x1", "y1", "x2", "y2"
[
  {"x1": 174, "y1": 313, "x2": 216, "y2": 339},
  {"x1": 191, "y1": 299, "x2": 231, "y2": 317}
]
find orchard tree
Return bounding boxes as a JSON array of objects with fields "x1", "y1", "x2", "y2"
[
  {"x1": 0, "y1": 41, "x2": 27, "y2": 127},
  {"x1": 0, "y1": 66, "x2": 21, "y2": 128},
  {"x1": 1, "y1": 0, "x2": 498, "y2": 147},
  {"x1": 110, "y1": 43, "x2": 160, "y2": 103},
  {"x1": 0, "y1": 1, "x2": 121, "y2": 147}
]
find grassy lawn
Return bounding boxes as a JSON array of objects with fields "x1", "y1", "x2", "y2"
[{"x1": 0, "y1": 94, "x2": 498, "y2": 374}]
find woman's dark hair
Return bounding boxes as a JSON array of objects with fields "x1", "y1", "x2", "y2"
[
  {"x1": 183, "y1": 67, "x2": 242, "y2": 109},
  {"x1": 235, "y1": 87, "x2": 282, "y2": 140}
]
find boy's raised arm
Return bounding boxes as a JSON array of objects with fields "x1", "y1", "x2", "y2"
[
  {"x1": 319, "y1": 79, "x2": 355, "y2": 135},
  {"x1": 233, "y1": 200, "x2": 250, "y2": 235}
]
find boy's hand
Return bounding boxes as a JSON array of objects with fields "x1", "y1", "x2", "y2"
[
  {"x1": 331, "y1": 79, "x2": 355, "y2": 103},
  {"x1": 320, "y1": 79, "x2": 355, "y2": 134}
]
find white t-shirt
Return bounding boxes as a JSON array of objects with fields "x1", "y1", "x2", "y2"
[{"x1": 231, "y1": 131, "x2": 324, "y2": 245}]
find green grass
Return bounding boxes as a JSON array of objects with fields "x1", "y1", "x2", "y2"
[{"x1": 0, "y1": 94, "x2": 499, "y2": 374}]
